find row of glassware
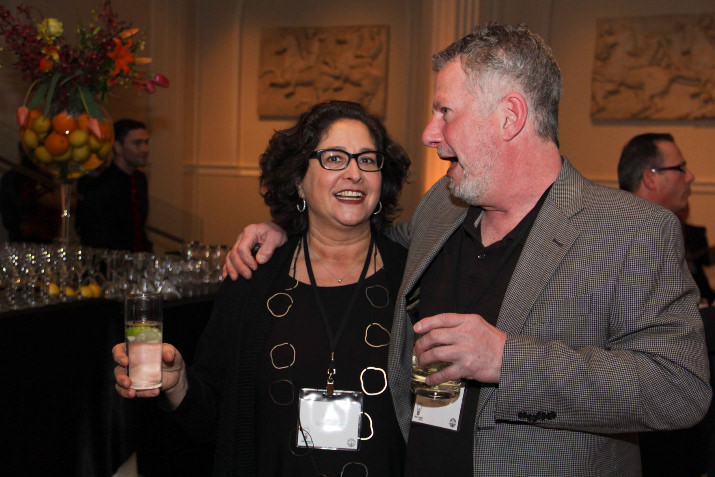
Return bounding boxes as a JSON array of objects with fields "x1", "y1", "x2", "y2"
[{"x1": 0, "y1": 241, "x2": 230, "y2": 312}]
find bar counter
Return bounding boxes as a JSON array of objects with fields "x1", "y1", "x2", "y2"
[{"x1": 0, "y1": 295, "x2": 216, "y2": 476}]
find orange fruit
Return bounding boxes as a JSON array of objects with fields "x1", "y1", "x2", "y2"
[
  {"x1": 81, "y1": 153, "x2": 104, "y2": 171},
  {"x1": 44, "y1": 132, "x2": 70, "y2": 156},
  {"x1": 102, "y1": 120, "x2": 114, "y2": 142},
  {"x1": 51, "y1": 112, "x2": 77, "y2": 134},
  {"x1": 77, "y1": 113, "x2": 90, "y2": 131},
  {"x1": 26, "y1": 109, "x2": 42, "y2": 128}
]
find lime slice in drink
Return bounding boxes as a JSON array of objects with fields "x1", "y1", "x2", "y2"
[
  {"x1": 136, "y1": 328, "x2": 162, "y2": 344},
  {"x1": 126, "y1": 325, "x2": 149, "y2": 338}
]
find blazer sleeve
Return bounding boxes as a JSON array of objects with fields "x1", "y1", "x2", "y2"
[{"x1": 496, "y1": 207, "x2": 712, "y2": 433}]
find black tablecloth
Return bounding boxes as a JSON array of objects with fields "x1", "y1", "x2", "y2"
[{"x1": 0, "y1": 295, "x2": 215, "y2": 477}]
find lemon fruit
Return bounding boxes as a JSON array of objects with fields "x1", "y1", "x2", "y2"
[
  {"x1": 72, "y1": 144, "x2": 91, "y2": 163},
  {"x1": 80, "y1": 285, "x2": 94, "y2": 298},
  {"x1": 33, "y1": 146, "x2": 53, "y2": 163},
  {"x1": 89, "y1": 283, "x2": 103, "y2": 298},
  {"x1": 48, "y1": 282, "x2": 60, "y2": 296},
  {"x1": 32, "y1": 115, "x2": 51, "y2": 134},
  {"x1": 22, "y1": 129, "x2": 39, "y2": 149},
  {"x1": 68, "y1": 129, "x2": 89, "y2": 147}
]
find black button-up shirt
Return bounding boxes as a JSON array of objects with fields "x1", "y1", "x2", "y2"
[{"x1": 405, "y1": 187, "x2": 550, "y2": 476}]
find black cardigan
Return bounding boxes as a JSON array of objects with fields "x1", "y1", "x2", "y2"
[{"x1": 170, "y1": 234, "x2": 407, "y2": 476}]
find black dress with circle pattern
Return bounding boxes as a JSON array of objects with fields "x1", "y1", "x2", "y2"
[{"x1": 256, "y1": 269, "x2": 405, "y2": 476}]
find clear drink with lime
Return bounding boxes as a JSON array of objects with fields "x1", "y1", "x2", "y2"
[
  {"x1": 125, "y1": 293, "x2": 163, "y2": 390},
  {"x1": 126, "y1": 321, "x2": 162, "y2": 389}
]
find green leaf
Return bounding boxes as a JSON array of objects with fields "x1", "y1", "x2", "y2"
[
  {"x1": 77, "y1": 86, "x2": 104, "y2": 120},
  {"x1": 26, "y1": 81, "x2": 49, "y2": 110},
  {"x1": 43, "y1": 72, "x2": 63, "y2": 117}
]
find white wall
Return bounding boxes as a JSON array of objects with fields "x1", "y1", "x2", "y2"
[
  {"x1": 487, "y1": 0, "x2": 715, "y2": 242},
  {"x1": 2, "y1": 0, "x2": 713, "y2": 250}
]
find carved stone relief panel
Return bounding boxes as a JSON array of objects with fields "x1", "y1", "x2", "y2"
[
  {"x1": 258, "y1": 26, "x2": 388, "y2": 117},
  {"x1": 591, "y1": 14, "x2": 715, "y2": 120}
]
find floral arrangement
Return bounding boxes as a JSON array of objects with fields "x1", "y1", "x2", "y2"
[{"x1": 0, "y1": 1, "x2": 169, "y2": 179}]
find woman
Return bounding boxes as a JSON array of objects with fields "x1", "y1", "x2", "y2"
[{"x1": 113, "y1": 100, "x2": 411, "y2": 476}]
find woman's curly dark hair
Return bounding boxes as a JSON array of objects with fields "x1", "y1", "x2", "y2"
[{"x1": 260, "y1": 100, "x2": 410, "y2": 235}]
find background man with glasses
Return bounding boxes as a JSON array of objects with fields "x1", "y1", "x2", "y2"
[
  {"x1": 618, "y1": 132, "x2": 695, "y2": 215},
  {"x1": 618, "y1": 132, "x2": 713, "y2": 306},
  {"x1": 619, "y1": 132, "x2": 714, "y2": 476}
]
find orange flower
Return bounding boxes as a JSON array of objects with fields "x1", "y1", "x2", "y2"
[
  {"x1": 39, "y1": 56, "x2": 54, "y2": 72},
  {"x1": 119, "y1": 28, "x2": 139, "y2": 39},
  {"x1": 108, "y1": 37, "x2": 135, "y2": 76}
]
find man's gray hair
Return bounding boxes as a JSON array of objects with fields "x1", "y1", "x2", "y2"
[{"x1": 432, "y1": 23, "x2": 562, "y2": 147}]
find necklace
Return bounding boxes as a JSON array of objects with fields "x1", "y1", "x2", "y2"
[
  {"x1": 309, "y1": 237, "x2": 378, "y2": 284},
  {"x1": 315, "y1": 257, "x2": 362, "y2": 283}
]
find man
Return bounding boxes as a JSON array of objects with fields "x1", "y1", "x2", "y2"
[
  {"x1": 619, "y1": 133, "x2": 714, "y2": 476},
  {"x1": 225, "y1": 24, "x2": 711, "y2": 475},
  {"x1": 76, "y1": 118, "x2": 153, "y2": 252},
  {"x1": 618, "y1": 133, "x2": 694, "y2": 215},
  {"x1": 618, "y1": 133, "x2": 713, "y2": 305},
  {"x1": 0, "y1": 145, "x2": 60, "y2": 243}
]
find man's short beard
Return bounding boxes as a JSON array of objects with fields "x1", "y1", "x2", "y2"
[{"x1": 448, "y1": 167, "x2": 486, "y2": 206}]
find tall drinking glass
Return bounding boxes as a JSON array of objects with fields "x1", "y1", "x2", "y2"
[{"x1": 125, "y1": 293, "x2": 163, "y2": 389}]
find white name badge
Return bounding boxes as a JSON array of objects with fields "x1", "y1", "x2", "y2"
[
  {"x1": 411, "y1": 390, "x2": 465, "y2": 431},
  {"x1": 297, "y1": 388, "x2": 363, "y2": 451}
]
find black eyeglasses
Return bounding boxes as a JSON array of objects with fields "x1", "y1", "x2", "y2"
[
  {"x1": 309, "y1": 149, "x2": 384, "y2": 172},
  {"x1": 650, "y1": 162, "x2": 687, "y2": 174}
]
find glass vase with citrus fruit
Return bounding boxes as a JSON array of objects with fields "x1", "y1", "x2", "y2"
[
  {"x1": 18, "y1": 100, "x2": 114, "y2": 244},
  {"x1": 19, "y1": 107, "x2": 113, "y2": 182}
]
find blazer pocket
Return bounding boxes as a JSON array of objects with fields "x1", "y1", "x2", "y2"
[{"x1": 524, "y1": 294, "x2": 598, "y2": 345}]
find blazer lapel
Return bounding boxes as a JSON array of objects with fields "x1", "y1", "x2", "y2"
[{"x1": 475, "y1": 158, "x2": 585, "y2": 421}]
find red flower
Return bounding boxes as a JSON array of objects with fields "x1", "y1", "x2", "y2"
[
  {"x1": 152, "y1": 73, "x2": 170, "y2": 88},
  {"x1": 16, "y1": 106, "x2": 29, "y2": 127}
]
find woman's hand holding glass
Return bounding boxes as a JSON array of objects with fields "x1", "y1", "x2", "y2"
[{"x1": 112, "y1": 342, "x2": 188, "y2": 408}]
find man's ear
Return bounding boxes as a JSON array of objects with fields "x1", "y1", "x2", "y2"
[
  {"x1": 640, "y1": 168, "x2": 658, "y2": 191},
  {"x1": 501, "y1": 93, "x2": 527, "y2": 141}
]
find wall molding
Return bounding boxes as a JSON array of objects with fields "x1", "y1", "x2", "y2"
[
  {"x1": 592, "y1": 177, "x2": 715, "y2": 195},
  {"x1": 185, "y1": 163, "x2": 261, "y2": 177}
]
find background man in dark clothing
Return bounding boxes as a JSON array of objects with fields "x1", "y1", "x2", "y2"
[
  {"x1": 618, "y1": 132, "x2": 713, "y2": 305},
  {"x1": 0, "y1": 149, "x2": 60, "y2": 243},
  {"x1": 76, "y1": 118, "x2": 153, "y2": 252}
]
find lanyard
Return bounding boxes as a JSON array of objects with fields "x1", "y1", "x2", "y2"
[
  {"x1": 455, "y1": 215, "x2": 530, "y2": 314},
  {"x1": 303, "y1": 233, "x2": 375, "y2": 396}
]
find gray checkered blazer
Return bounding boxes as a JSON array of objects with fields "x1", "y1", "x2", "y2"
[{"x1": 386, "y1": 157, "x2": 711, "y2": 476}]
